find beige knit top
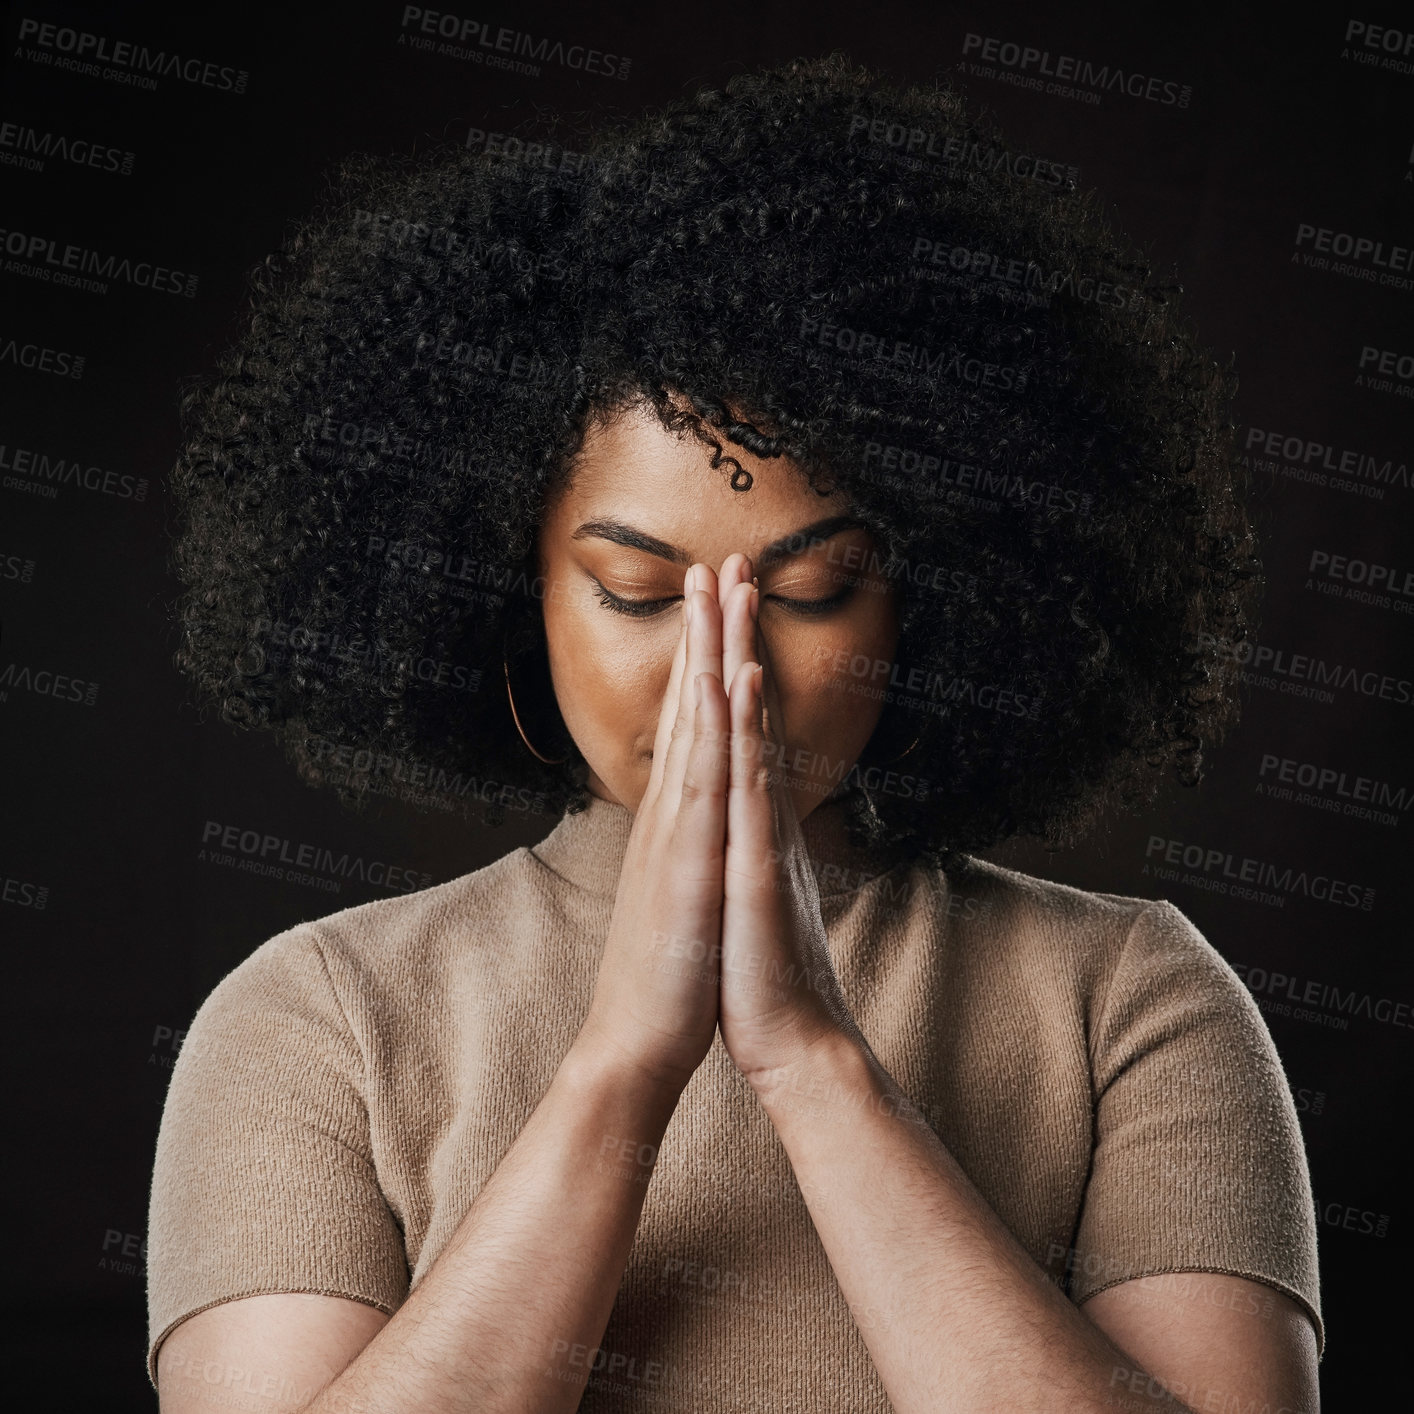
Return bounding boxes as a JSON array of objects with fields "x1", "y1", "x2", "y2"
[{"x1": 146, "y1": 792, "x2": 1323, "y2": 1405}]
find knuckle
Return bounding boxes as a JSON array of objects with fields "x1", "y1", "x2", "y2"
[
  {"x1": 694, "y1": 715, "x2": 725, "y2": 749},
  {"x1": 679, "y1": 769, "x2": 724, "y2": 806}
]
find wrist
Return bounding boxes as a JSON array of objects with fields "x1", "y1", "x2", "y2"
[
  {"x1": 567, "y1": 1020, "x2": 698, "y2": 1104},
  {"x1": 742, "y1": 1018, "x2": 871, "y2": 1104}
]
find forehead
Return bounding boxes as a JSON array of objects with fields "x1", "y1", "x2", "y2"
[{"x1": 544, "y1": 400, "x2": 853, "y2": 555}]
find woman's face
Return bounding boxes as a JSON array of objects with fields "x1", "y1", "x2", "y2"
[{"x1": 536, "y1": 401, "x2": 903, "y2": 819}]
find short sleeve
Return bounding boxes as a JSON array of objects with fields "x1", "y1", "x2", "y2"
[
  {"x1": 145, "y1": 923, "x2": 410, "y2": 1388},
  {"x1": 1069, "y1": 899, "x2": 1324, "y2": 1356}
]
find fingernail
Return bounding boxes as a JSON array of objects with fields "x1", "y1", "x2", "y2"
[
  {"x1": 749, "y1": 584, "x2": 759, "y2": 621},
  {"x1": 753, "y1": 663, "x2": 763, "y2": 699}
]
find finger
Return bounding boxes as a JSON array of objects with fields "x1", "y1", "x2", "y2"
[
  {"x1": 717, "y1": 550, "x2": 753, "y2": 630},
  {"x1": 644, "y1": 563, "x2": 695, "y2": 809},
  {"x1": 717, "y1": 551, "x2": 752, "y2": 601},
  {"x1": 749, "y1": 630, "x2": 805, "y2": 841},
  {"x1": 695, "y1": 558, "x2": 721, "y2": 608},
  {"x1": 727, "y1": 657, "x2": 774, "y2": 879},
  {"x1": 721, "y1": 556, "x2": 755, "y2": 710},
  {"x1": 746, "y1": 581, "x2": 787, "y2": 769},
  {"x1": 674, "y1": 664, "x2": 731, "y2": 895},
  {"x1": 661, "y1": 565, "x2": 725, "y2": 812}
]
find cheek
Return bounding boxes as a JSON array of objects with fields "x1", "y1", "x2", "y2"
[
  {"x1": 771, "y1": 593, "x2": 899, "y2": 726},
  {"x1": 546, "y1": 597, "x2": 675, "y2": 730}
]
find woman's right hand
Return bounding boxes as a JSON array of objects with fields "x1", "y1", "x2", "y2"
[{"x1": 577, "y1": 561, "x2": 731, "y2": 1093}]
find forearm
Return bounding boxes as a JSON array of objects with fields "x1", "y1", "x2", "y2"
[
  {"x1": 750, "y1": 1030, "x2": 1190, "y2": 1414},
  {"x1": 305, "y1": 1034, "x2": 684, "y2": 1414}
]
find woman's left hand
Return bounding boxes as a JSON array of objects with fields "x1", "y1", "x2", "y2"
[{"x1": 707, "y1": 552, "x2": 861, "y2": 1088}]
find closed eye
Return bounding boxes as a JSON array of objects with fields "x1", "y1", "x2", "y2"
[
  {"x1": 590, "y1": 580, "x2": 855, "y2": 618},
  {"x1": 589, "y1": 581, "x2": 674, "y2": 618}
]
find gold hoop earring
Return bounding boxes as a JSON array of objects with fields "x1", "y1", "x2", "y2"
[
  {"x1": 503, "y1": 654, "x2": 569, "y2": 765},
  {"x1": 889, "y1": 732, "x2": 923, "y2": 764},
  {"x1": 885, "y1": 716, "x2": 925, "y2": 764}
]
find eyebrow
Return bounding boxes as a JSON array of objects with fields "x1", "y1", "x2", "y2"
[{"x1": 570, "y1": 514, "x2": 866, "y2": 571}]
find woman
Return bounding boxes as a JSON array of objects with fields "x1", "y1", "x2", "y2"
[{"x1": 147, "y1": 54, "x2": 1322, "y2": 1412}]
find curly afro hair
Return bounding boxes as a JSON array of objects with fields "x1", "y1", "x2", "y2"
[{"x1": 167, "y1": 51, "x2": 1263, "y2": 871}]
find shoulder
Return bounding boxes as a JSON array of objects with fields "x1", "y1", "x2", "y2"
[
  {"x1": 917, "y1": 854, "x2": 1242, "y2": 1030},
  {"x1": 190, "y1": 841, "x2": 546, "y2": 1032},
  {"x1": 932, "y1": 851, "x2": 1181, "y2": 964},
  {"x1": 943, "y1": 852, "x2": 1158, "y2": 929},
  {"x1": 307, "y1": 838, "x2": 541, "y2": 951}
]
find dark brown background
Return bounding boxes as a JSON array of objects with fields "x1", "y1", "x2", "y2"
[{"x1": 2, "y1": 1, "x2": 1409, "y2": 1405}]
